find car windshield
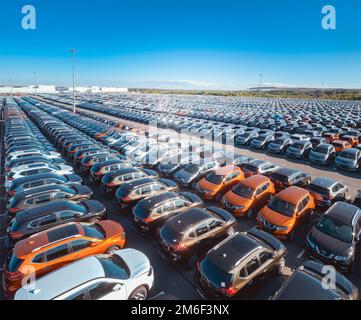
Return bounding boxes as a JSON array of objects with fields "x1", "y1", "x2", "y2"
[
  {"x1": 273, "y1": 139, "x2": 285, "y2": 145},
  {"x1": 98, "y1": 255, "x2": 130, "y2": 280},
  {"x1": 316, "y1": 216, "x2": 353, "y2": 243},
  {"x1": 232, "y1": 184, "x2": 254, "y2": 199},
  {"x1": 268, "y1": 198, "x2": 296, "y2": 217},
  {"x1": 206, "y1": 173, "x2": 224, "y2": 184},
  {"x1": 201, "y1": 257, "x2": 233, "y2": 287},
  {"x1": 340, "y1": 152, "x2": 357, "y2": 160},
  {"x1": 82, "y1": 224, "x2": 105, "y2": 239},
  {"x1": 184, "y1": 164, "x2": 200, "y2": 173},
  {"x1": 314, "y1": 146, "x2": 329, "y2": 154}
]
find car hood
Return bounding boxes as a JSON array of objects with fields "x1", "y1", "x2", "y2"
[
  {"x1": 175, "y1": 169, "x2": 194, "y2": 181},
  {"x1": 114, "y1": 248, "x2": 150, "y2": 278},
  {"x1": 309, "y1": 228, "x2": 352, "y2": 255},
  {"x1": 224, "y1": 190, "x2": 252, "y2": 207},
  {"x1": 82, "y1": 200, "x2": 106, "y2": 214},
  {"x1": 260, "y1": 208, "x2": 294, "y2": 226},
  {"x1": 198, "y1": 179, "x2": 219, "y2": 191}
]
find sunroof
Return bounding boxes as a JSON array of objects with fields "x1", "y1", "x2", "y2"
[{"x1": 48, "y1": 224, "x2": 79, "y2": 242}]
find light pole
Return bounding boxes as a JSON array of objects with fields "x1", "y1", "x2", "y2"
[
  {"x1": 33, "y1": 71, "x2": 37, "y2": 96},
  {"x1": 70, "y1": 48, "x2": 76, "y2": 113}
]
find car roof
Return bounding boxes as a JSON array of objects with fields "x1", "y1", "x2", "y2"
[
  {"x1": 277, "y1": 186, "x2": 309, "y2": 204},
  {"x1": 121, "y1": 177, "x2": 158, "y2": 191},
  {"x1": 15, "y1": 223, "x2": 83, "y2": 257},
  {"x1": 166, "y1": 208, "x2": 211, "y2": 233},
  {"x1": 108, "y1": 167, "x2": 141, "y2": 177},
  {"x1": 206, "y1": 233, "x2": 261, "y2": 272},
  {"x1": 214, "y1": 165, "x2": 240, "y2": 175},
  {"x1": 310, "y1": 177, "x2": 337, "y2": 188},
  {"x1": 139, "y1": 191, "x2": 178, "y2": 209},
  {"x1": 15, "y1": 256, "x2": 105, "y2": 300},
  {"x1": 273, "y1": 167, "x2": 300, "y2": 177},
  {"x1": 326, "y1": 202, "x2": 360, "y2": 226},
  {"x1": 241, "y1": 175, "x2": 270, "y2": 188},
  {"x1": 13, "y1": 185, "x2": 72, "y2": 200}
]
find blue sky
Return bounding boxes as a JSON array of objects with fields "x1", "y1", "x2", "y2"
[{"x1": 0, "y1": 0, "x2": 360, "y2": 89}]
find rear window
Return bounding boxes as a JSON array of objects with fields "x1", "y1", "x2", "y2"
[
  {"x1": 308, "y1": 183, "x2": 330, "y2": 196},
  {"x1": 206, "y1": 173, "x2": 224, "y2": 185},
  {"x1": 160, "y1": 225, "x2": 183, "y2": 243},
  {"x1": 200, "y1": 257, "x2": 233, "y2": 287},
  {"x1": 6, "y1": 252, "x2": 24, "y2": 272},
  {"x1": 82, "y1": 224, "x2": 105, "y2": 239},
  {"x1": 271, "y1": 173, "x2": 289, "y2": 183},
  {"x1": 314, "y1": 146, "x2": 329, "y2": 153},
  {"x1": 184, "y1": 164, "x2": 200, "y2": 173},
  {"x1": 243, "y1": 164, "x2": 258, "y2": 172},
  {"x1": 98, "y1": 255, "x2": 130, "y2": 280}
]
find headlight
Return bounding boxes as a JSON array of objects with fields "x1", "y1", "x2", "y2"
[
  {"x1": 276, "y1": 226, "x2": 288, "y2": 231},
  {"x1": 335, "y1": 247, "x2": 354, "y2": 261}
]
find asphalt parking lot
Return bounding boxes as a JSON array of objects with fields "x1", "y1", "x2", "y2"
[{"x1": 1, "y1": 95, "x2": 360, "y2": 300}]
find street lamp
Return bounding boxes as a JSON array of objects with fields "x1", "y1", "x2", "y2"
[
  {"x1": 259, "y1": 73, "x2": 263, "y2": 94},
  {"x1": 70, "y1": 48, "x2": 76, "y2": 113}
]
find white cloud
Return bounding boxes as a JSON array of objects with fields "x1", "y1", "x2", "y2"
[{"x1": 126, "y1": 79, "x2": 220, "y2": 89}]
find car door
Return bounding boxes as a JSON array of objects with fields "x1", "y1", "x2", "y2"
[
  {"x1": 194, "y1": 220, "x2": 214, "y2": 250},
  {"x1": 41, "y1": 243, "x2": 71, "y2": 275},
  {"x1": 87, "y1": 280, "x2": 127, "y2": 300},
  {"x1": 37, "y1": 213, "x2": 59, "y2": 231},
  {"x1": 67, "y1": 238, "x2": 94, "y2": 261},
  {"x1": 254, "y1": 182, "x2": 270, "y2": 207},
  {"x1": 236, "y1": 254, "x2": 263, "y2": 290}
]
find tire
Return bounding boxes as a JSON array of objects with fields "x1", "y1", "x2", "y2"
[
  {"x1": 226, "y1": 226, "x2": 236, "y2": 236},
  {"x1": 276, "y1": 257, "x2": 286, "y2": 275},
  {"x1": 129, "y1": 285, "x2": 148, "y2": 300},
  {"x1": 187, "y1": 254, "x2": 199, "y2": 269},
  {"x1": 246, "y1": 209, "x2": 254, "y2": 219},
  {"x1": 106, "y1": 245, "x2": 121, "y2": 255}
]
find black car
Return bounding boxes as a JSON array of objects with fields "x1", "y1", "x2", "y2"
[
  {"x1": 7, "y1": 200, "x2": 106, "y2": 242},
  {"x1": 305, "y1": 202, "x2": 361, "y2": 272},
  {"x1": 270, "y1": 168, "x2": 311, "y2": 191},
  {"x1": 271, "y1": 260, "x2": 359, "y2": 300},
  {"x1": 310, "y1": 137, "x2": 327, "y2": 148},
  {"x1": 116, "y1": 178, "x2": 178, "y2": 208},
  {"x1": 158, "y1": 207, "x2": 237, "y2": 267},
  {"x1": 195, "y1": 228, "x2": 286, "y2": 299},
  {"x1": 101, "y1": 167, "x2": 159, "y2": 193},
  {"x1": 6, "y1": 173, "x2": 82, "y2": 198},
  {"x1": 89, "y1": 159, "x2": 132, "y2": 182},
  {"x1": 286, "y1": 140, "x2": 313, "y2": 159},
  {"x1": 132, "y1": 191, "x2": 203, "y2": 231}
]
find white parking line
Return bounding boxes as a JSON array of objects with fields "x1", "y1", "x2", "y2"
[{"x1": 297, "y1": 249, "x2": 305, "y2": 259}]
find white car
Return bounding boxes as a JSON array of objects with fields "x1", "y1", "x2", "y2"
[
  {"x1": 14, "y1": 249, "x2": 154, "y2": 300},
  {"x1": 5, "y1": 163, "x2": 74, "y2": 188},
  {"x1": 6, "y1": 149, "x2": 61, "y2": 162}
]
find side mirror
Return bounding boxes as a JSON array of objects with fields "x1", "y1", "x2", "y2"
[{"x1": 112, "y1": 283, "x2": 122, "y2": 292}]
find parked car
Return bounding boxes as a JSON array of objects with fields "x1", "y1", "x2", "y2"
[
  {"x1": 195, "y1": 165, "x2": 245, "y2": 201},
  {"x1": 158, "y1": 207, "x2": 237, "y2": 267},
  {"x1": 7, "y1": 184, "x2": 93, "y2": 215},
  {"x1": 7, "y1": 200, "x2": 106, "y2": 242},
  {"x1": 335, "y1": 148, "x2": 361, "y2": 172},
  {"x1": 132, "y1": 191, "x2": 203, "y2": 232},
  {"x1": 305, "y1": 202, "x2": 361, "y2": 273},
  {"x1": 271, "y1": 260, "x2": 359, "y2": 300},
  {"x1": 14, "y1": 249, "x2": 153, "y2": 300},
  {"x1": 257, "y1": 186, "x2": 315, "y2": 240},
  {"x1": 286, "y1": 140, "x2": 313, "y2": 159},
  {"x1": 307, "y1": 177, "x2": 348, "y2": 207},
  {"x1": 309, "y1": 144, "x2": 336, "y2": 165},
  {"x1": 2, "y1": 221, "x2": 126, "y2": 298},
  {"x1": 269, "y1": 168, "x2": 311, "y2": 191},
  {"x1": 116, "y1": 178, "x2": 178, "y2": 208},
  {"x1": 267, "y1": 137, "x2": 293, "y2": 154},
  {"x1": 222, "y1": 175, "x2": 275, "y2": 218},
  {"x1": 242, "y1": 160, "x2": 278, "y2": 177},
  {"x1": 89, "y1": 160, "x2": 132, "y2": 182},
  {"x1": 195, "y1": 228, "x2": 286, "y2": 299}
]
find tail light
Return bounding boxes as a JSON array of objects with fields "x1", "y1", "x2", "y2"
[
  {"x1": 220, "y1": 286, "x2": 238, "y2": 297},
  {"x1": 8, "y1": 208, "x2": 21, "y2": 214},
  {"x1": 106, "y1": 182, "x2": 117, "y2": 187},
  {"x1": 6, "y1": 271, "x2": 24, "y2": 282},
  {"x1": 143, "y1": 217, "x2": 154, "y2": 223},
  {"x1": 9, "y1": 231, "x2": 23, "y2": 240},
  {"x1": 121, "y1": 196, "x2": 131, "y2": 202},
  {"x1": 94, "y1": 171, "x2": 102, "y2": 176},
  {"x1": 172, "y1": 242, "x2": 187, "y2": 251},
  {"x1": 8, "y1": 190, "x2": 15, "y2": 197}
]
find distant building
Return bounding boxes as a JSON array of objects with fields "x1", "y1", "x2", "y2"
[
  {"x1": 0, "y1": 85, "x2": 128, "y2": 94},
  {"x1": 0, "y1": 85, "x2": 57, "y2": 94}
]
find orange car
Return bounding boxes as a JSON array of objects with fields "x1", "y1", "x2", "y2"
[
  {"x1": 195, "y1": 165, "x2": 245, "y2": 201},
  {"x1": 341, "y1": 135, "x2": 359, "y2": 147},
  {"x1": 2, "y1": 221, "x2": 126, "y2": 298},
  {"x1": 331, "y1": 140, "x2": 352, "y2": 153},
  {"x1": 221, "y1": 175, "x2": 275, "y2": 218},
  {"x1": 256, "y1": 186, "x2": 315, "y2": 240}
]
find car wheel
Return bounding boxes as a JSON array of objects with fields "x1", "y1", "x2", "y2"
[
  {"x1": 226, "y1": 226, "x2": 236, "y2": 236},
  {"x1": 129, "y1": 285, "x2": 148, "y2": 300},
  {"x1": 106, "y1": 245, "x2": 121, "y2": 255},
  {"x1": 187, "y1": 254, "x2": 199, "y2": 269},
  {"x1": 246, "y1": 209, "x2": 254, "y2": 219},
  {"x1": 276, "y1": 257, "x2": 286, "y2": 275}
]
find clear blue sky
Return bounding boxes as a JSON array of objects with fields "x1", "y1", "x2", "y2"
[{"x1": 0, "y1": 0, "x2": 360, "y2": 89}]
